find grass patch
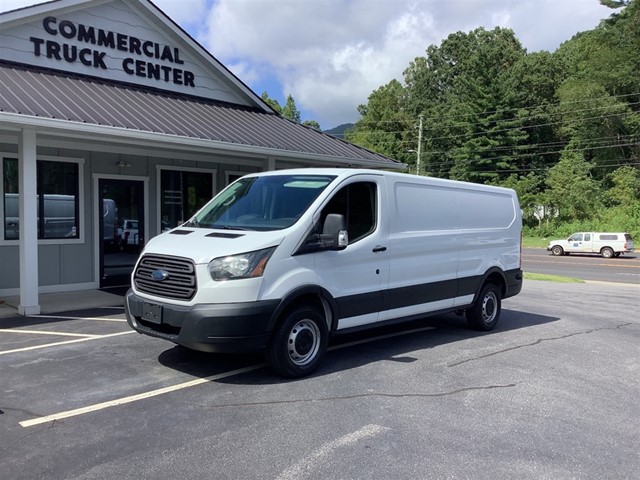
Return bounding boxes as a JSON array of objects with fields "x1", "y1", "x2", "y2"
[
  {"x1": 522, "y1": 236, "x2": 551, "y2": 248},
  {"x1": 524, "y1": 272, "x2": 584, "y2": 283}
]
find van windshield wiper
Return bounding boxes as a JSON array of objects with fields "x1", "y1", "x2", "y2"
[{"x1": 213, "y1": 224, "x2": 254, "y2": 231}]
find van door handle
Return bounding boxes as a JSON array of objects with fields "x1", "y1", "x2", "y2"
[{"x1": 372, "y1": 245, "x2": 387, "y2": 252}]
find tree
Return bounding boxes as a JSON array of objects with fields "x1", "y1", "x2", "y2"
[
  {"x1": 282, "y1": 94, "x2": 301, "y2": 123},
  {"x1": 606, "y1": 165, "x2": 640, "y2": 205},
  {"x1": 345, "y1": 79, "x2": 413, "y2": 165},
  {"x1": 302, "y1": 120, "x2": 321, "y2": 130},
  {"x1": 545, "y1": 149, "x2": 602, "y2": 221},
  {"x1": 555, "y1": 80, "x2": 637, "y2": 180},
  {"x1": 501, "y1": 51, "x2": 566, "y2": 174},
  {"x1": 261, "y1": 91, "x2": 282, "y2": 114},
  {"x1": 399, "y1": 28, "x2": 529, "y2": 182},
  {"x1": 600, "y1": 0, "x2": 631, "y2": 8}
]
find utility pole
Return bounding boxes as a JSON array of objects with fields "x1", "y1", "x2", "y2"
[{"x1": 416, "y1": 114, "x2": 423, "y2": 175}]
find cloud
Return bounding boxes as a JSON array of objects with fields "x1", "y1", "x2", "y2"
[
  {"x1": 0, "y1": 0, "x2": 35, "y2": 12},
  {"x1": 203, "y1": 0, "x2": 442, "y2": 127},
  {"x1": 153, "y1": 0, "x2": 208, "y2": 32}
]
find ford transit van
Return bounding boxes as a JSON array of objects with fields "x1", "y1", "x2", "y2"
[{"x1": 125, "y1": 169, "x2": 523, "y2": 377}]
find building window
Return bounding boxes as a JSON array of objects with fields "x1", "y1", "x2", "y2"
[
  {"x1": 160, "y1": 169, "x2": 214, "y2": 230},
  {"x1": 2, "y1": 158, "x2": 80, "y2": 241}
]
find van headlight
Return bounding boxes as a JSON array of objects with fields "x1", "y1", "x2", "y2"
[{"x1": 208, "y1": 247, "x2": 275, "y2": 281}]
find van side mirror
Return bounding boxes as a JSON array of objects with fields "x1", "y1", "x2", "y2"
[
  {"x1": 296, "y1": 213, "x2": 349, "y2": 255},
  {"x1": 322, "y1": 214, "x2": 349, "y2": 250}
]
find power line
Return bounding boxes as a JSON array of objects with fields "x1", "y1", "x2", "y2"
[
  {"x1": 346, "y1": 110, "x2": 640, "y2": 144},
  {"x1": 349, "y1": 91, "x2": 640, "y2": 127},
  {"x1": 456, "y1": 158, "x2": 640, "y2": 176}
]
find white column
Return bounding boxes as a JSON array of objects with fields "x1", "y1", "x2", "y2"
[
  {"x1": 18, "y1": 128, "x2": 40, "y2": 315},
  {"x1": 267, "y1": 156, "x2": 276, "y2": 171}
]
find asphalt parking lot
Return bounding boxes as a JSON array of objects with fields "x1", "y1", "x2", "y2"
[{"x1": 1, "y1": 280, "x2": 639, "y2": 480}]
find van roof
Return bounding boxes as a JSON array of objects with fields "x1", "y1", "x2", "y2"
[{"x1": 241, "y1": 168, "x2": 517, "y2": 194}]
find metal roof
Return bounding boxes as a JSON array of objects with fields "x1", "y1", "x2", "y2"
[{"x1": 0, "y1": 61, "x2": 402, "y2": 168}]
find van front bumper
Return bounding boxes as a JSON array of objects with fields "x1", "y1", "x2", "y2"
[{"x1": 125, "y1": 290, "x2": 279, "y2": 353}]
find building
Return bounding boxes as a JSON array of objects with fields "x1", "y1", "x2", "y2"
[{"x1": 0, "y1": 0, "x2": 402, "y2": 315}]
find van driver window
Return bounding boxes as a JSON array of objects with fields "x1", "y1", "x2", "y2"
[{"x1": 321, "y1": 182, "x2": 376, "y2": 243}]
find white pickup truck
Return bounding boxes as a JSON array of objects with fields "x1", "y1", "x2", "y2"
[{"x1": 547, "y1": 232, "x2": 635, "y2": 258}]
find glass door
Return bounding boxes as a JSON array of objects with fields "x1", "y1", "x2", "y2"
[{"x1": 99, "y1": 178, "x2": 145, "y2": 288}]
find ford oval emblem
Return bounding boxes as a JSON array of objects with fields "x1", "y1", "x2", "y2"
[{"x1": 151, "y1": 269, "x2": 170, "y2": 282}]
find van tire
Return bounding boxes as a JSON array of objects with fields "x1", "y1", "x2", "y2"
[
  {"x1": 266, "y1": 306, "x2": 328, "y2": 378},
  {"x1": 551, "y1": 245, "x2": 564, "y2": 256},
  {"x1": 466, "y1": 283, "x2": 501, "y2": 331},
  {"x1": 601, "y1": 247, "x2": 614, "y2": 259}
]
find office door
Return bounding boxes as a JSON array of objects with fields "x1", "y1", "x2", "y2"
[{"x1": 99, "y1": 178, "x2": 145, "y2": 288}]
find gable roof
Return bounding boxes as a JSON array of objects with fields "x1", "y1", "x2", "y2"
[
  {"x1": 0, "y1": 0, "x2": 274, "y2": 111},
  {"x1": 0, "y1": 61, "x2": 401, "y2": 167},
  {"x1": 0, "y1": 0, "x2": 402, "y2": 168}
]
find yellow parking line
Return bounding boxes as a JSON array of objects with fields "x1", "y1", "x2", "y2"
[
  {"x1": 19, "y1": 364, "x2": 264, "y2": 427},
  {"x1": 0, "y1": 331, "x2": 135, "y2": 356},
  {"x1": 0, "y1": 329, "x2": 99, "y2": 338}
]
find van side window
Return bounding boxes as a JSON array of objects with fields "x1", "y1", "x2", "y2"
[
  {"x1": 321, "y1": 182, "x2": 376, "y2": 243},
  {"x1": 584, "y1": 234, "x2": 591, "y2": 241}
]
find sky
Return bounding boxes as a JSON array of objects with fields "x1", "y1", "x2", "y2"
[{"x1": 0, "y1": 0, "x2": 617, "y2": 129}]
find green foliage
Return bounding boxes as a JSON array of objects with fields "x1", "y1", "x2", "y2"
[
  {"x1": 302, "y1": 120, "x2": 321, "y2": 130},
  {"x1": 346, "y1": 79, "x2": 414, "y2": 164},
  {"x1": 282, "y1": 94, "x2": 301, "y2": 123},
  {"x1": 600, "y1": 0, "x2": 631, "y2": 9},
  {"x1": 545, "y1": 150, "x2": 602, "y2": 220},
  {"x1": 523, "y1": 201, "x2": 640, "y2": 240},
  {"x1": 262, "y1": 91, "x2": 320, "y2": 127},
  {"x1": 606, "y1": 165, "x2": 640, "y2": 205},
  {"x1": 261, "y1": 91, "x2": 282, "y2": 114},
  {"x1": 402, "y1": 27, "x2": 529, "y2": 182},
  {"x1": 495, "y1": 173, "x2": 546, "y2": 226}
]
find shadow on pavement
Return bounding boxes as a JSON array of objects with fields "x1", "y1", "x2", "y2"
[
  {"x1": 0, "y1": 306, "x2": 125, "y2": 329},
  {"x1": 157, "y1": 308, "x2": 559, "y2": 385}
]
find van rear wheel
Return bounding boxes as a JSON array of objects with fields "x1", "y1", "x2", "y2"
[
  {"x1": 466, "y1": 283, "x2": 501, "y2": 331},
  {"x1": 266, "y1": 306, "x2": 328, "y2": 378},
  {"x1": 601, "y1": 247, "x2": 614, "y2": 258}
]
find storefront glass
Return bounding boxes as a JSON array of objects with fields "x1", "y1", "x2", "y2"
[
  {"x1": 160, "y1": 170, "x2": 213, "y2": 230},
  {"x1": 2, "y1": 158, "x2": 79, "y2": 240}
]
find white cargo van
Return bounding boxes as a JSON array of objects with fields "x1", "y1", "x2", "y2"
[
  {"x1": 547, "y1": 232, "x2": 634, "y2": 258},
  {"x1": 125, "y1": 169, "x2": 523, "y2": 377}
]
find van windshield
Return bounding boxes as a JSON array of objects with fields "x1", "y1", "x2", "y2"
[{"x1": 185, "y1": 174, "x2": 336, "y2": 231}]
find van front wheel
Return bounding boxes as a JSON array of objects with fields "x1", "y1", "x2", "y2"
[
  {"x1": 266, "y1": 306, "x2": 328, "y2": 378},
  {"x1": 467, "y1": 283, "x2": 501, "y2": 331}
]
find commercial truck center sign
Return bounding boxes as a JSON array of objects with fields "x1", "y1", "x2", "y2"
[{"x1": 29, "y1": 16, "x2": 196, "y2": 87}]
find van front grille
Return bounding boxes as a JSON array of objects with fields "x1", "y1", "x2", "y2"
[{"x1": 134, "y1": 254, "x2": 197, "y2": 300}]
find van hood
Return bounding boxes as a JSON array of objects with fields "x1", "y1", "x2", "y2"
[{"x1": 141, "y1": 228, "x2": 287, "y2": 264}]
